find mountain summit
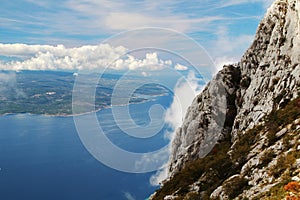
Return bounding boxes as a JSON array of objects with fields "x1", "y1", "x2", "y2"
[{"x1": 151, "y1": 0, "x2": 300, "y2": 199}]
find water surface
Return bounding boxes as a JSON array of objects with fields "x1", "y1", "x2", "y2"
[{"x1": 0, "y1": 95, "x2": 171, "y2": 200}]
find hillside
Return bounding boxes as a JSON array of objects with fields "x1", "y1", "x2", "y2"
[{"x1": 151, "y1": 0, "x2": 300, "y2": 199}]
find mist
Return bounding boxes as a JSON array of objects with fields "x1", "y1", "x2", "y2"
[
  {"x1": 0, "y1": 72, "x2": 26, "y2": 99},
  {"x1": 150, "y1": 71, "x2": 204, "y2": 186}
]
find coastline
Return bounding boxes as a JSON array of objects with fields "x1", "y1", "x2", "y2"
[
  {"x1": 0, "y1": 107, "x2": 106, "y2": 118},
  {"x1": 0, "y1": 93, "x2": 170, "y2": 118}
]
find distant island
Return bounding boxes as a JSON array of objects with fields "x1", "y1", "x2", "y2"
[{"x1": 0, "y1": 70, "x2": 169, "y2": 116}]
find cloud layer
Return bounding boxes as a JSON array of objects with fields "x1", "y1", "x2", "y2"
[
  {"x1": 0, "y1": 43, "x2": 177, "y2": 71},
  {"x1": 0, "y1": 0, "x2": 273, "y2": 74},
  {"x1": 150, "y1": 71, "x2": 204, "y2": 186}
]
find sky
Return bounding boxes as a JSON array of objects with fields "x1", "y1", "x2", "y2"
[{"x1": 0, "y1": 0, "x2": 274, "y2": 72}]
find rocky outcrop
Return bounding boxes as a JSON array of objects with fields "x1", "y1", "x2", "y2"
[
  {"x1": 168, "y1": 0, "x2": 300, "y2": 178},
  {"x1": 211, "y1": 116, "x2": 300, "y2": 199},
  {"x1": 168, "y1": 65, "x2": 241, "y2": 175},
  {"x1": 232, "y1": 0, "x2": 300, "y2": 140},
  {"x1": 151, "y1": 0, "x2": 300, "y2": 199}
]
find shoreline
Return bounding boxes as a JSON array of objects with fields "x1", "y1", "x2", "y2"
[
  {"x1": 1, "y1": 106, "x2": 108, "y2": 118},
  {"x1": 0, "y1": 93, "x2": 170, "y2": 118}
]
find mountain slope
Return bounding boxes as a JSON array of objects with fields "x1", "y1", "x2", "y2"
[
  {"x1": 153, "y1": 98, "x2": 300, "y2": 199},
  {"x1": 151, "y1": 0, "x2": 300, "y2": 199}
]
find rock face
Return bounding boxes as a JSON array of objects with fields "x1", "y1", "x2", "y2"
[
  {"x1": 168, "y1": 65, "x2": 241, "y2": 175},
  {"x1": 169, "y1": 0, "x2": 300, "y2": 177},
  {"x1": 152, "y1": 0, "x2": 300, "y2": 199},
  {"x1": 232, "y1": 0, "x2": 300, "y2": 140}
]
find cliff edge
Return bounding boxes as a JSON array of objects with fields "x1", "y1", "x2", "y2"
[{"x1": 152, "y1": 0, "x2": 300, "y2": 199}]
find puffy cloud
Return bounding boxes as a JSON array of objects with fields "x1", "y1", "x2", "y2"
[
  {"x1": 174, "y1": 63, "x2": 188, "y2": 71},
  {"x1": 214, "y1": 56, "x2": 239, "y2": 71},
  {"x1": 164, "y1": 71, "x2": 204, "y2": 132},
  {"x1": 0, "y1": 43, "x2": 178, "y2": 71},
  {"x1": 0, "y1": 43, "x2": 67, "y2": 57},
  {"x1": 115, "y1": 52, "x2": 172, "y2": 71},
  {"x1": 150, "y1": 162, "x2": 169, "y2": 186},
  {"x1": 150, "y1": 71, "x2": 204, "y2": 185}
]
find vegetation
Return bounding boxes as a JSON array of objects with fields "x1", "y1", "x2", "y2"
[
  {"x1": 265, "y1": 97, "x2": 300, "y2": 134},
  {"x1": 152, "y1": 137, "x2": 233, "y2": 200},
  {"x1": 231, "y1": 124, "x2": 262, "y2": 166},
  {"x1": 284, "y1": 182, "x2": 300, "y2": 200},
  {"x1": 259, "y1": 138, "x2": 300, "y2": 199},
  {"x1": 257, "y1": 149, "x2": 275, "y2": 169},
  {"x1": 152, "y1": 97, "x2": 300, "y2": 200},
  {"x1": 222, "y1": 176, "x2": 249, "y2": 199},
  {"x1": 255, "y1": 182, "x2": 287, "y2": 200}
]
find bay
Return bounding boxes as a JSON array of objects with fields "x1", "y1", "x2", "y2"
[{"x1": 0, "y1": 95, "x2": 172, "y2": 200}]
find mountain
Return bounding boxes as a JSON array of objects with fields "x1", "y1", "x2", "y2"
[{"x1": 151, "y1": 0, "x2": 300, "y2": 199}]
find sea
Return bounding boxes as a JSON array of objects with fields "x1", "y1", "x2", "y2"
[{"x1": 0, "y1": 94, "x2": 172, "y2": 200}]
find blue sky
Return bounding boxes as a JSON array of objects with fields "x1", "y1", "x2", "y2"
[{"x1": 0, "y1": 0, "x2": 274, "y2": 71}]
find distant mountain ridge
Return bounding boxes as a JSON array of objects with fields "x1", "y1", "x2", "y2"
[{"x1": 151, "y1": 0, "x2": 300, "y2": 199}]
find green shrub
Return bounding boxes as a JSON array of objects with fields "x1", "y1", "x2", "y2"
[
  {"x1": 152, "y1": 97, "x2": 300, "y2": 200},
  {"x1": 269, "y1": 151, "x2": 297, "y2": 179},
  {"x1": 152, "y1": 139, "x2": 232, "y2": 200},
  {"x1": 231, "y1": 125, "x2": 262, "y2": 165},
  {"x1": 258, "y1": 150, "x2": 275, "y2": 169},
  {"x1": 222, "y1": 176, "x2": 249, "y2": 199},
  {"x1": 266, "y1": 97, "x2": 300, "y2": 133}
]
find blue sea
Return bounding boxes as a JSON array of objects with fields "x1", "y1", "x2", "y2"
[{"x1": 0, "y1": 95, "x2": 172, "y2": 200}]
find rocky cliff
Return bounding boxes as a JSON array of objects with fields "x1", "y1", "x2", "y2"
[{"x1": 151, "y1": 0, "x2": 300, "y2": 199}]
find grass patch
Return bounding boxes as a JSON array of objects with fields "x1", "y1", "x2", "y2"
[
  {"x1": 152, "y1": 137, "x2": 232, "y2": 200},
  {"x1": 265, "y1": 97, "x2": 300, "y2": 134},
  {"x1": 152, "y1": 97, "x2": 300, "y2": 199}
]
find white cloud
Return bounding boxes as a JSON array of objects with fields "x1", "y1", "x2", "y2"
[
  {"x1": 164, "y1": 71, "x2": 203, "y2": 131},
  {"x1": 0, "y1": 72, "x2": 26, "y2": 98},
  {"x1": 103, "y1": 11, "x2": 224, "y2": 32},
  {"x1": 0, "y1": 43, "x2": 66, "y2": 57},
  {"x1": 104, "y1": 12, "x2": 188, "y2": 32},
  {"x1": 174, "y1": 63, "x2": 188, "y2": 71},
  {"x1": 62, "y1": 0, "x2": 270, "y2": 35},
  {"x1": 114, "y1": 52, "x2": 172, "y2": 71},
  {"x1": 0, "y1": 72, "x2": 16, "y2": 84},
  {"x1": 214, "y1": 56, "x2": 239, "y2": 71},
  {"x1": 134, "y1": 147, "x2": 169, "y2": 174},
  {"x1": 0, "y1": 43, "x2": 177, "y2": 71},
  {"x1": 0, "y1": 0, "x2": 271, "y2": 49},
  {"x1": 65, "y1": 0, "x2": 179, "y2": 32},
  {"x1": 141, "y1": 71, "x2": 149, "y2": 77},
  {"x1": 150, "y1": 71, "x2": 204, "y2": 185},
  {"x1": 0, "y1": 0, "x2": 270, "y2": 69},
  {"x1": 207, "y1": 26, "x2": 254, "y2": 70},
  {"x1": 262, "y1": 0, "x2": 275, "y2": 9},
  {"x1": 150, "y1": 162, "x2": 169, "y2": 186},
  {"x1": 213, "y1": 26, "x2": 254, "y2": 56},
  {"x1": 123, "y1": 192, "x2": 135, "y2": 200},
  {"x1": 217, "y1": 0, "x2": 274, "y2": 9}
]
